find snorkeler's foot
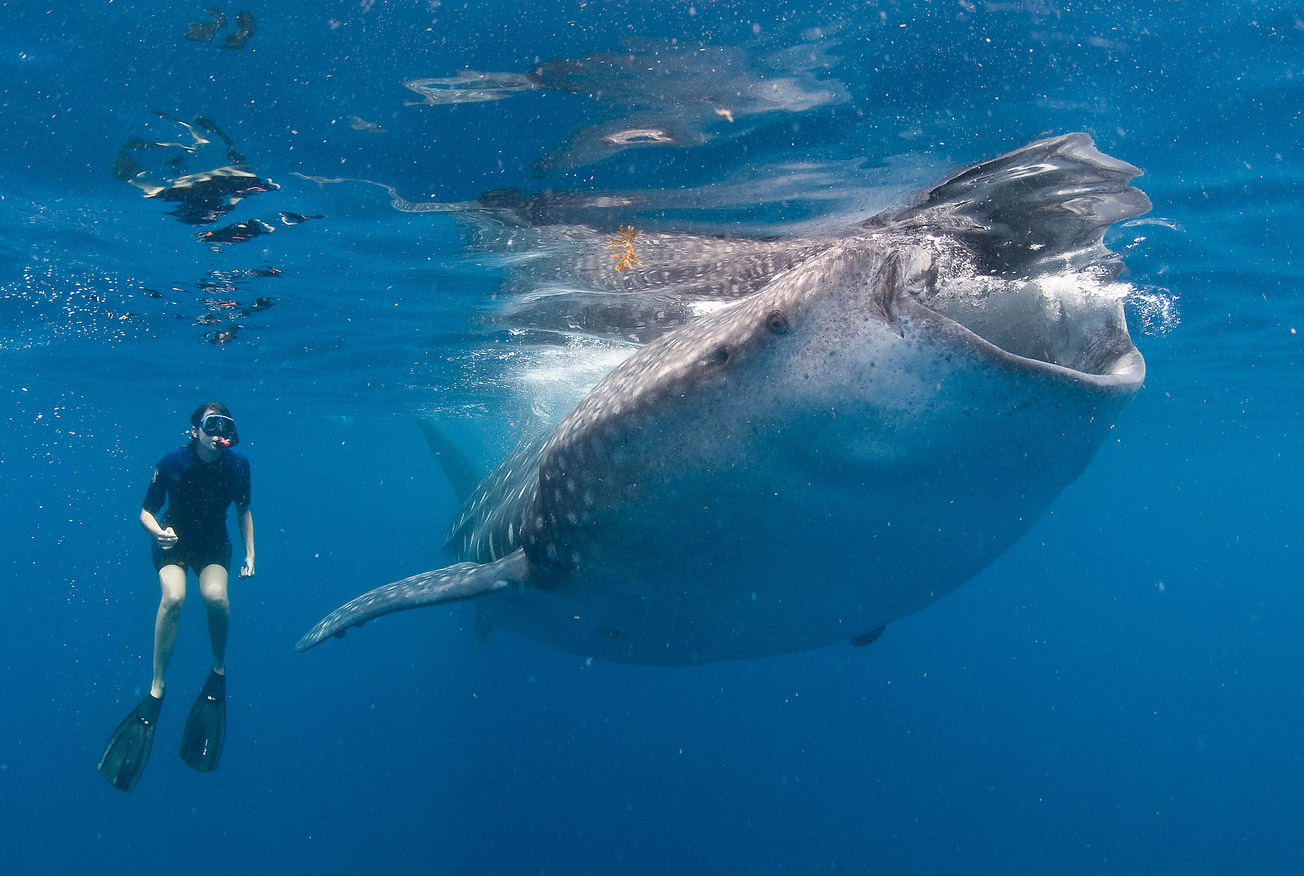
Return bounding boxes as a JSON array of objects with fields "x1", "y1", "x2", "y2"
[
  {"x1": 98, "y1": 692, "x2": 163, "y2": 792},
  {"x1": 179, "y1": 668, "x2": 226, "y2": 772}
]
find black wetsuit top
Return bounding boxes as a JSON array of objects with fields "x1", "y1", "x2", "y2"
[{"x1": 143, "y1": 443, "x2": 251, "y2": 557}]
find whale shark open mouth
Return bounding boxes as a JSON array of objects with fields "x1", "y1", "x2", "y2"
[
  {"x1": 855, "y1": 132, "x2": 1152, "y2": 385},
  {"x1": 908, "y1": 265, "x2": 1145, "y2": 383}
]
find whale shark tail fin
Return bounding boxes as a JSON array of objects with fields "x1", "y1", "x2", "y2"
[
  {"x1": 869, "y1": 132, "x2": 1151, "y2": 278},
  {"x1": 294, "y1": 549, "x2": 534, "y2": 652}
]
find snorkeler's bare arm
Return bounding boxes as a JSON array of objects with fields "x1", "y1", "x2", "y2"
[
  {"x1": 139, "y1": 508, "x2": 178, "y2": 548},
  {"x1": 236, "y1": 505, "x2": 255, "y2": 577}
]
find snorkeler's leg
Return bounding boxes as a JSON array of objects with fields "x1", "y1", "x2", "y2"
[
  {"x1": 197, "y1": 563, "x2": 229, "y2": 674},
  {"x1": 182, "y1": 564, "x2": 229, "y2": 772},
  {"x1": 151, "y1": 564, "x2": 187, "y2": 698}
]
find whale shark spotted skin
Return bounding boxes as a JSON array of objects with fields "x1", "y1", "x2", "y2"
[{"x1": 296, "y1": 134, "x2": 1149, "y2": 665}]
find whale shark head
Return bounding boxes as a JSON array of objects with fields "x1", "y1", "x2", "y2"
[{"x1": 521, "y1": 234, "x2": 1144, "y2": 589}]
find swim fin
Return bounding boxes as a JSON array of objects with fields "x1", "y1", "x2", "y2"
[
  {"x1": 98, "y1": 692, "x2": 163, "y2": 792},
  {"x1": 179, "y1": 668, "x2": 226, "y2": 772}
]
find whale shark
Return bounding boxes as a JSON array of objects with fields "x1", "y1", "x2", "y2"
[{"x1": 295, "y1": 133, "x2": 1149, "y2": 665}]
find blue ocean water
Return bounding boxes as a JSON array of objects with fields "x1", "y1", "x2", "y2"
[{"x1": 2, "y1": 1, "x2": 1301, "y2": 873}]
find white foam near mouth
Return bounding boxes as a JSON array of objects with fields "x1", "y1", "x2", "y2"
[{"x1": 920, "y1": 268, "x2": 1143, "y2": 377}]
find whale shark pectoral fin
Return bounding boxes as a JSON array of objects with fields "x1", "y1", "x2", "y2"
[
  {"x1": 849, "y1": 626, "x2": 886, "y2": 648},
  {"x1": 472, "y1": 605, "x2": 494, "y2": 646},
  {"x1": 414, "y1": 418, "x2": 485, "y2": 503},
  {"x1": 294, "y1": 549, "x2": 534, "y2": 652}
]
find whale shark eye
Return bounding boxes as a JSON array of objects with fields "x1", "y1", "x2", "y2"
[{"x1": 765, "y1": 310, "x2": 790, "y2": 335}]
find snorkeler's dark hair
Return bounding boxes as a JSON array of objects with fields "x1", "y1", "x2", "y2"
[{"x1": 190, "y1": 401, "x2": 233, "y2": 427}]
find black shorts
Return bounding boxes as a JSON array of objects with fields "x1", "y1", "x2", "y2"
[{"x1": 152, "y1": 539, "x2": 232, "y2": 574}]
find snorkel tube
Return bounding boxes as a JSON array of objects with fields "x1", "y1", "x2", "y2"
[
  {"x1": 190, "y1": 402, "x2": 240, "y2": 451},
  {"x1": 210, "y1": 425, "x2": 238, "y2": 449}
]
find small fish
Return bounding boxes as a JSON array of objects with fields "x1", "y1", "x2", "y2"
[
  {"x1": 185, "y1": 8, "x2": 226, "y2": 42},
  {"x1": 349, "y1": 116, "x2": 387, "y2": 134},
  {"x1": 204, "y1": 326, "x2": 239, "y2": 345},
  {"x1": 221, "y1": 11, "x2": 256, "y2": 49},
  {"x1": 278, "y1": 211, "x2": 323, "y2": 226}
]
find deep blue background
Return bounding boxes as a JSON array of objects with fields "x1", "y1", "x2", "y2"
[{"x1": 1, "y1": 2, "x2": 1301, "y2": 874}]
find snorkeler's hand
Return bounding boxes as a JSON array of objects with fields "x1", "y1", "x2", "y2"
[
  {"x1": 240, "y1": 556, "x2": 255, "y2": 577},
  {"x1": 156, "y1": 527, "x2": 178, "y2": 549}
]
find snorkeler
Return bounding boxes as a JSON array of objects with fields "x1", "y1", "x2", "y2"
[{"x1": 98, "y1": 402, "x2": 255, "y2": 791}]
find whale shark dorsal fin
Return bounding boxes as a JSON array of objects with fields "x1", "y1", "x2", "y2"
[
  {"x1": 414, "y1": 419, "x2": 485, "y2": 503},
  {"x1": 293, "y1": 549, "x2": 534, "y2": 652},
  {"x1": 869, "y1": 132, "x2": 1150, "y2": 277}
]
